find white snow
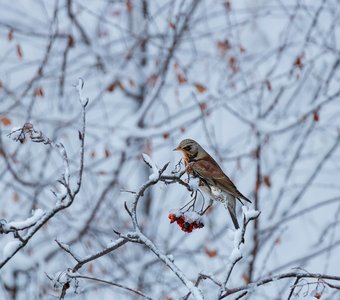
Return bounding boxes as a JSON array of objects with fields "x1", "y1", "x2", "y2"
[
  {"x1": 188, "y1": 176, "x2": 200, "y2": 191},
  {"x1": 233, "y1": 229, "x2": 243, "y2": 248},
  {"x1": 9, "y1": 127, "x2": 23, "y2": 141},
  {"x1": 137, "y1": 232, "x2": 204, "y2": 300},
  {"x1": 242, "y1": 206, "x2": 260, "y2": 222},
  {"x1": 3, "y1": 240, "x2": 22, "y2": 258},
  {"x1": 59, "y1": 242, "x2": 70, "y2": 251},
  {"x1": 53, "y1": 183, "x2": 68, "y2": 202},
  {"x1": 229, "y1": 248, "x2": 242, "y2": 262},
  {"x1": 76, "y1": 78, "x2": 87, "y2": 104},
  {"x1": 142, "y1": 153, "x2": 159, "y2": 180},
  {"x1": 59, "y1": 146, "x2": 70, "y2": 184},
  {"x1": 52, "y1": 271, "x2": 68, "y2": 288},
  {"x1": 167, "y1": 254, "x2": 174, "y2": 262},
  {"x1": 184, "y1": 211, "x2": 202, "y2": 223},
  {"x1": 1, "y1": 251, "x2": 37, "y2": 287},
  {"x1": 5, "y1": 209, "x2": 45, "y2": 230}
]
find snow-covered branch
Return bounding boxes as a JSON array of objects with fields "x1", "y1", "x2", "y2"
[
  {"x1": 220, "y1": 271, "x2": 340, "y2": 299},
  {"x1": 8, "y1": 122, "x2": 71, "y2": 186},
  {"x1": 0, "y1": 209, "x2": 45, "y2": 234},
  {"x1": 0, "y1": 81, "x2": 88, "y2": 270},
  {"x1": 218, "y1": 208, "x2": 261, "y2": 298}
]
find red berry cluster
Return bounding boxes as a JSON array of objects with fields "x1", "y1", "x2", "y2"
[{"x1": 168, "y1": 213, "x2": 204, "y2": 233}]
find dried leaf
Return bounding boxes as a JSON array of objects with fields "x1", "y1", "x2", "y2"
[
  {"x1": 294, "y1": 54, "x2": 304, "y2": 70},
  {"x1": 255, "y1": 179, "x2": 261, "y2": 192},
  {"x1": 35, "y1": 87, "x2": 44, "y2": 97},
  {"x1": 264, "y1": 80, "x2": 272, "y2": 91},
  {"x1": 13, "y1": 192, "x2": 20, "y2": 203},
  {"x1": 169, "y1": 21, "x2": 176, "y2": 29},
  {"x1": 16, "y1": 44, "x2": 23, "y2": 59},
  {"x1": 0, "y1": 116, "x2": 12, "y2": 126},
  {"x1": 229, "y1": 56, "x2": 239, "y2": 73},
  {"x1": 163, "y1": 132, "x2": 170, "y2": 139},
  {"x1": 217, "y1": 39, "x2": 230, "y2": 54},
  {"x1": 177, "y1": 73, "x2": 187, "y2": 84},
  {"x1": 87, "y1": 263, "x2": 94, "y2": 273},
  {"x1": 68, "y1": 35, "x2": 75, "y2": 47},
  {"x1": 263, "y1": 175, "x2": 271, "y2": 188},
  {"x1": 205, "y1": 247, "x2": 217, "y2": 258},
  {"x1": 242, "y1": 273, "x2": 250, "y2": 284},
  {"x1": 106, "y1": 82, "x2": 116, "y2": 92},
  {"x1": 147, "y1": 74, "x2": 158, "y2": 87},
  {"x1": 90, "y1": 151, "x2": 96, "y2": 159},
  {"x1": 117, "y1": 81, "x2": 125, "y2": 91},
  {"x1": 104, "y1": 148, "x2": 111, "y2": 158},
  {"x1": 143, "y1": 139, "x2": 152, "y2": 156},
  {"x1": 8, "y1": 29, "x2": 14, "y2": 41},
  {"x1": 125, "y1": 0, "x2": 133, "y2": 13},
  {"x1": 313, "y1": 111, "x2": 319, "y2": 122},
  {"x1": 194, "y1": 83, "x2": 207, "y2": 93}
]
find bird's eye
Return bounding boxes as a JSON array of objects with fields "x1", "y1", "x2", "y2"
[{"x1": 184, "y1": 145, "x2": 192, "y2": 151}]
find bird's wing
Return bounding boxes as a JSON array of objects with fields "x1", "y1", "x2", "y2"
[{"x1": 192, "y1": 159, "x2": 251, "y2": 203}]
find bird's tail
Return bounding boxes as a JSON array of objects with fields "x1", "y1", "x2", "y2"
[
  {"x1": 237, "y1": 193, "x2": 252, "y2": 204},
  {"x1": 225, "y1": 196, "x2": 240, "y2": 229},
  {"x1": 227, "y1": 206, "x2": 240, "y2": 229}
]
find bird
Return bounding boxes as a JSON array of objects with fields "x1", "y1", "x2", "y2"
[{"x1": 174, "y1": 139, "x2": 251, "y2": 229}]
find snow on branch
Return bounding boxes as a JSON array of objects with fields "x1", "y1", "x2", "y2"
[
  {"x1": 129, "y1": 160, "x2": 169, "y2": 230},
  {"x1": 136, "y1": 232, "x2": 204, "y2": 300},
  {"x1": 217, "y1": 208, "x2": 261, "y2": 298},
  {"x1": 57, "y1": 158, "x2": 206, "y2": 299},
  {"x1": 220, "y1": 271, "x2": 340, "y2": 299},
  {"x1": 0, "y1": 80, "x2": 89, "y2": 270},
  {"x1": 142, "y1": 153, "x2": 160, "y2": 180},
  {"x1": 0, "y1": 209, "x2": 45, "y2": 234},
  {"x1": 8, "y1": 123, "x2": 70, "y2": 186}
]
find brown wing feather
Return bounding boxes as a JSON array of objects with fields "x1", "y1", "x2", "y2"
[{"x1": 191, "y1": 157, "x2": 251, "y2": 203}]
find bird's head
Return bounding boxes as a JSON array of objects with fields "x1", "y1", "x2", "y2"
[{"x1": 174, "y1": 139, "x2": 207, "y2": 160}]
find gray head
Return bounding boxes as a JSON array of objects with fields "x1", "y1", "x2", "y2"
[{"x1": 174, "y1": 139, "x2": 207, "y2": 160}]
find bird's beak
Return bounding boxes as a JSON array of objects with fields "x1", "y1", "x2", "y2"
[{"x1": 173, "y1": 147, "x2": 181, "y2": 151}]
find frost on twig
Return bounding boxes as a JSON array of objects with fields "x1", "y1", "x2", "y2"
[
  {"x1": 242, "y1": 206, "x2": 261, "y2": 223},
  {"x1": 1, "y1": 80, "x2": 88, "y2": 270},
  {"x1": 218, "y1": 208, "x2": 261, "y2": 297},
  {"x1": 8, "y1": 123, "x2": 70, "y2": 186},
  {"x1": 55, "y1": 240, "x2": 81, "y2": 263},
  {"x1": 75, "y1": 78, "x2": 89, "y2": 107},
  {"x1": 0, "y1": 209, "x2": 45, "y2": 234},
  {"x1": 142, "y1": 153, "x2": 160, "y2": 180},
  {"x1": 3, "y1": 240, "x2": 22, "y2": 259}
]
